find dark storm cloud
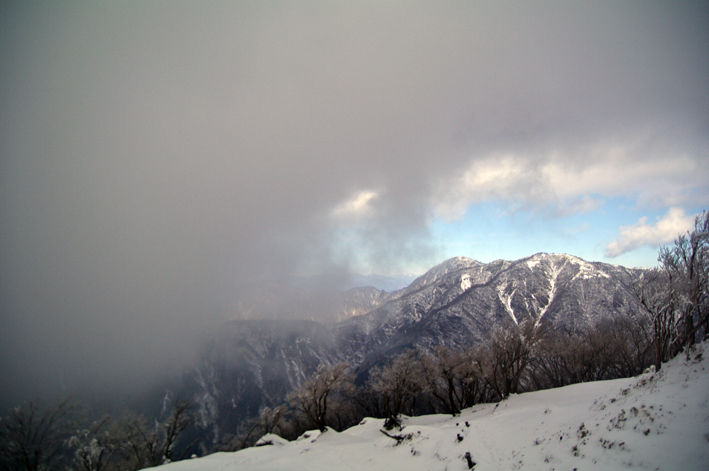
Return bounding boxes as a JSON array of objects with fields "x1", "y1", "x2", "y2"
[{"x1": 1, "y1": 1, "x2": 707, "y2": 405}]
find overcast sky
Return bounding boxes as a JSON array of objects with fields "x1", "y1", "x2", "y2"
[{"x1": 1, "y1": 1, "x2": 708, "y2": 405}]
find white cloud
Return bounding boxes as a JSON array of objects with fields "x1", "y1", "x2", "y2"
[
  {"x1": 331, "y1": 190, "x2": 379, "y2": 221},
  {"x1": 432, "y1": 132, "x2": 708, "y2": 221},
  {"x1": 433, "y1": 154, "x2": 537, "y2": 220},
  {"x1": 540, "y1": 139, "x2": 701, "y2": 206},
  {"x1": 604, "y1": 207, "x2": 695, "y2": 258}
]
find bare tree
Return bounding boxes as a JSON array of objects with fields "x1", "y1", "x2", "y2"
[
  {"x1": 161, "y1": 399, "x2": 194, "y2": 463},
  {"x1": 219, "y1": 404, "x2": 289, "y2": 451},
  {"x1": 477, "y1": 321, "x2": 539, "y2": 399},
  {"x1": 346, "y1": 383, "x2": 388, "y2": 420},
  {"x1": 596, "y1": 316, "x2": 652, "y2": 378},
  {"x1": 529, "y1": 328, "x2": 574, "y2": 389},
  {"x1": 112, "y1": 399, "x2": 195, "y2": 470},
  {"x1": 458, "y1": 347, "x2": 494, "y2": 407},
  {"x1": 419, "y1": 346, "x2": 484, "y2": 415},
  {"x1": 258, "y1": 406, "x2": 286, "y2": 436},
  {"x1": 658, "y1": 211, "x2": 709, "y2": 352},
  {"x1": 367, "y1": 349, "x2": 425, "y2": 424},
  {"x1": 69, "y1": 415, "x2": 120, "y2": 471},
  {"x1": 530, "y1": 326, "x2": 612, "y2": 388},
  {"x1": 635, "y1": 210, "x2": 708, "y2": 366},
  {"x1": 219, "y1": 419, "x2": 261, "y2": 452},
  {"x1": 0, "y1": 398, "x2": 76, "y2": 471},
  {"x1": 287, "y1": 363, "x2": 354, "y2": 432},
  {"x1": 114, "y1": 414, "x2": 159, "y2": 470},
  {"x1": 635, "y1": 269, "x2": 681, "y2": 370}
]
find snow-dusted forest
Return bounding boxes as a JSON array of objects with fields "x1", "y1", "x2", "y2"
[{"x1": 156, "y1": 343, "x2": 709, "y2": 471}]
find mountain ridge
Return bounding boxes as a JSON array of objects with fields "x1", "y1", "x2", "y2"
[
  {"x1": 178, "y1": 252, "x2": 648, "y2": 447},
  {"x1": 337, "y1": 253, "x2": 643, "y2": 364}
]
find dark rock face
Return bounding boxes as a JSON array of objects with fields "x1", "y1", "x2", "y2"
[{"x1": 182, "y1": 253, "x2": 645, "y2": 443}]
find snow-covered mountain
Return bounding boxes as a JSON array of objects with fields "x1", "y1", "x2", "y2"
[
  {"x1": 181, "y1": 253, "x2": 646, "y2": 446},
  {"x1": 157, "y1": 342, "x2": 709, "y2": 471},
  {"x1": 337, "y1": 253, "x2": 643, "y2": 369}
]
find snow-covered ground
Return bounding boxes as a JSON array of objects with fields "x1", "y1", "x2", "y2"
[{"x1": 159, "y1": 345, "x2": 709, "y2": 471}]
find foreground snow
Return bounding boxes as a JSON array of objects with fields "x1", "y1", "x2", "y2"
[{"x1": 160, "y1": 346, "x2": 709, "y2": 471}]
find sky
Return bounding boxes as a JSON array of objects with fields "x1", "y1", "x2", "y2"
[{"x1": 1, "y1": 1, "x2": 708, "y2": 406}]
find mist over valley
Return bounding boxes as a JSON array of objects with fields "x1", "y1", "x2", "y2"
[{"x1": 1, "y1": 1, "x2": 708, "y2": 469}]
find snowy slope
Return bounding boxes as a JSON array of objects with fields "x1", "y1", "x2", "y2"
[{"x1": 157, "y1": 344, "x2": 709, "y2": 471}]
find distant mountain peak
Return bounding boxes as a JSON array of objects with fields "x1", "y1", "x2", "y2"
[
  {"x1": 181, "y1": 251, "x2": 648, "y2": 446},
  {"x1": 404, "y1": 256, "x2": 483, "y2": 293}
]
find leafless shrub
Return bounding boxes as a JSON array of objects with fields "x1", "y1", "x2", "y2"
[
  {"x1": 286, "y1": 363, "x2": 354, "y2": 432},
  {"x1": 634, "y1": 210, "x2": 708, "y2": 367},
  {"x1": 0, "y1": 398, "x2": 76, "y2": 471},
  {"x1": 110, "y1": 399, "x2": 195, "y2": 469},
  {"x1": 68, "y1": 415, "x2": 120, "y2": 471},
  {"x1": 366, "y1": 350, "x2": 425, "y2": 420},
  {"x1": 419, "y1": 346, "x2": 487, "y2": 415},
  {"x1": 475, "y1": 321, "x2": 539, "y2": 399}
]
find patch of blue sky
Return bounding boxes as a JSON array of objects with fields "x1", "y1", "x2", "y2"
[{"x1": 428, "y1": 197, "x2": 705, "y2": 269}]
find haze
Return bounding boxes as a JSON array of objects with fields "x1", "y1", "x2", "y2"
[{"x1": 1, "y1": 1, "x2": 707, "y2": 407}]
